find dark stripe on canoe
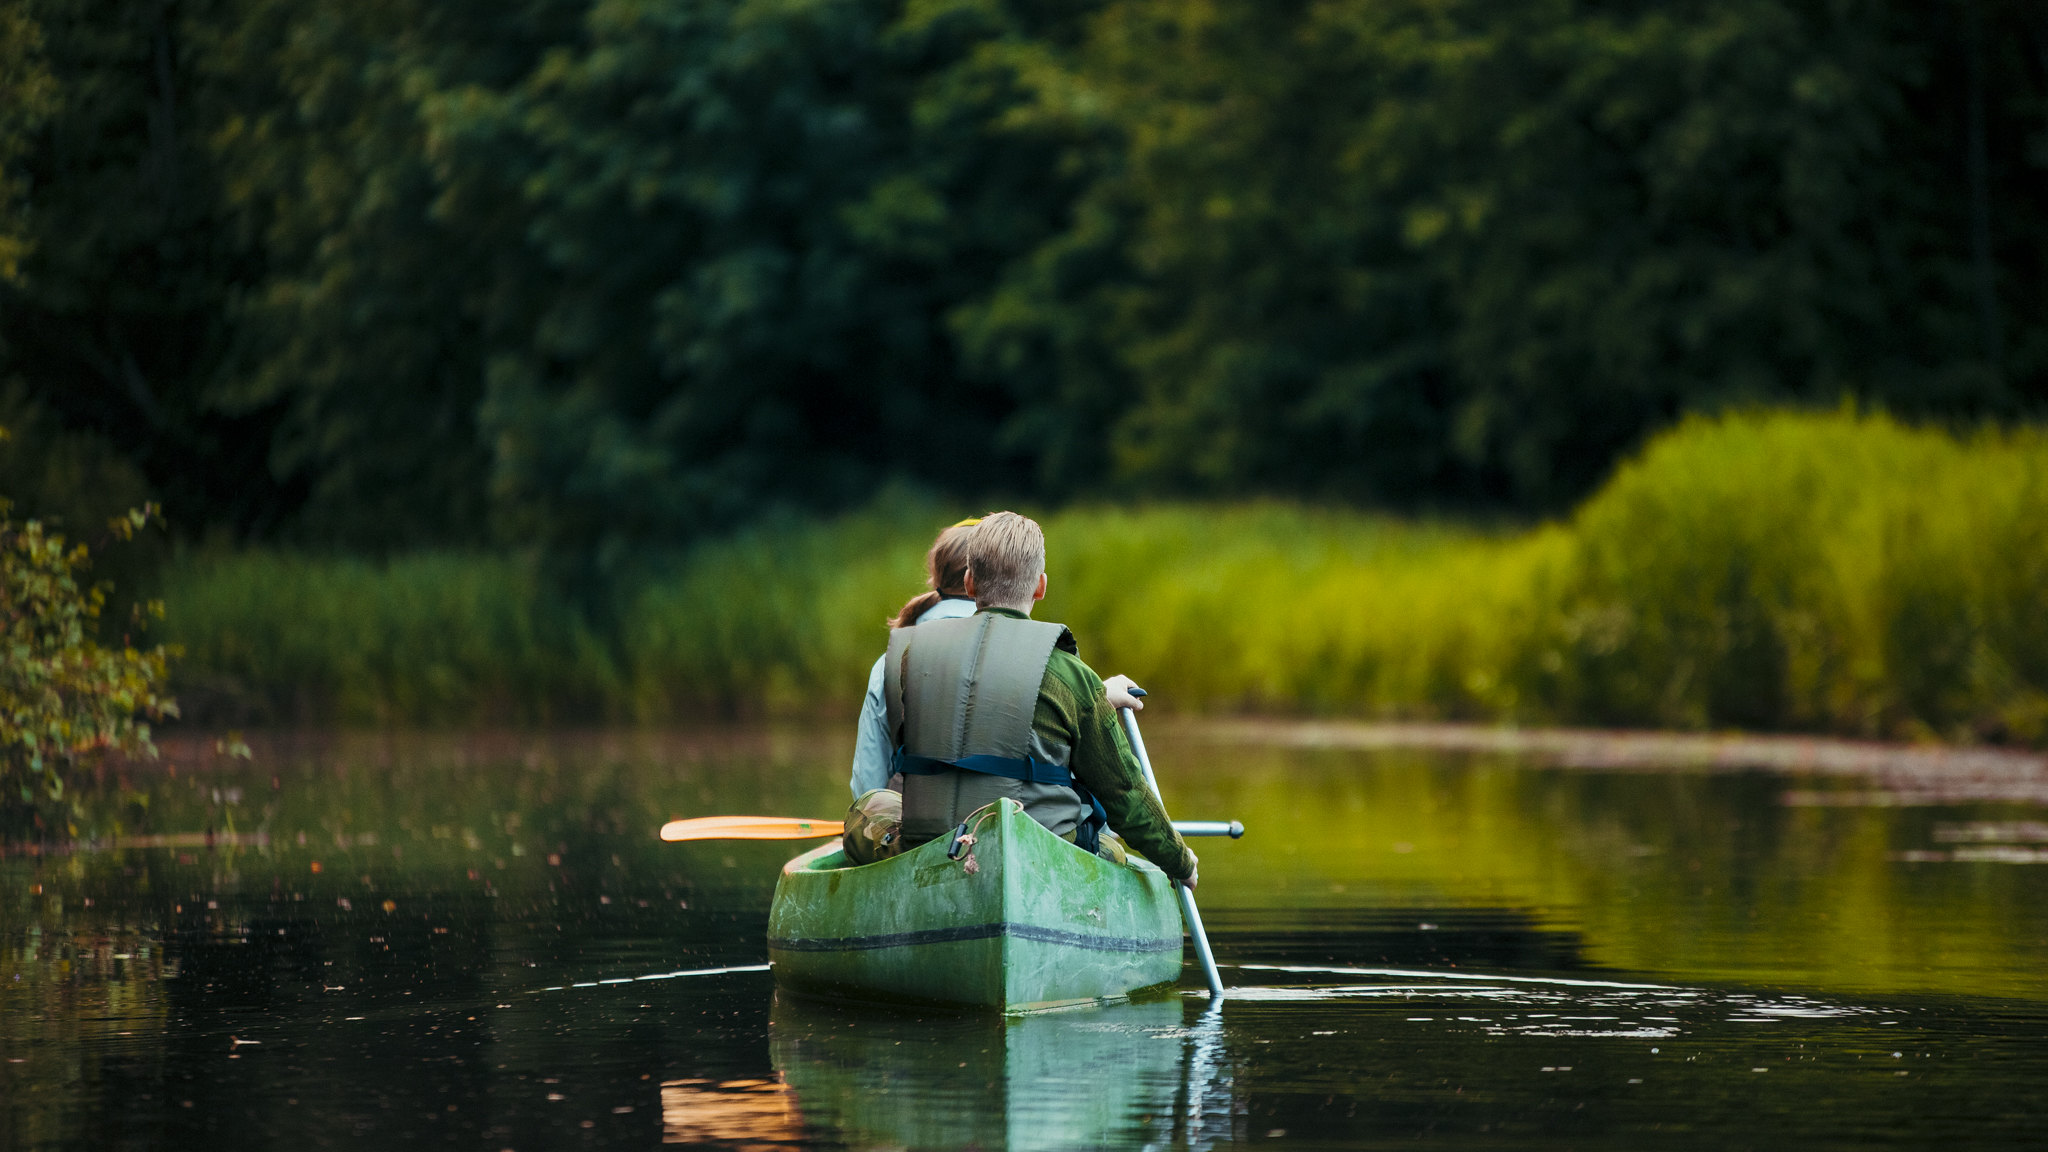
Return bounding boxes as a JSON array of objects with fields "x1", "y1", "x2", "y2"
[{"x1": 769, "y1": 922, "x2": 1180, "y2": 954}]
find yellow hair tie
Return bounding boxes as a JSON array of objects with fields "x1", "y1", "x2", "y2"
[{"x1": 950, "y1": 517, "x2": 983, "y2": 528}]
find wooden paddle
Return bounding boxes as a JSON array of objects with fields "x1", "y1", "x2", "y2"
[{"x1": 659, "y1": 816, "x2": 842, "y2": 842}]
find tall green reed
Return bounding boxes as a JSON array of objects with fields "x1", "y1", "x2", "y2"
[
  {"x1": 159, "y1": 410, "x2": 2048, "y2": 742},
  {"x1": 162, "y1": 552, "x2": 619, "y2": 725},
  {"x1": 624, "y1": 504, "x2": 951, "y2": 718}
]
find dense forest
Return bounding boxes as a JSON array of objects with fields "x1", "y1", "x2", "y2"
[{"x1": 1, "y1": 0, "x2": 2046, "y2": 557}]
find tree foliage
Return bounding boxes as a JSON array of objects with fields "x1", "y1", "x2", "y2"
[
  {"x1": 0, "y1": 0, "x2": 285, "y2": 538},
  {"x1": 0, "y1": 2, "x2": 58, "y2": 280},
  {"x1": 980, "y1": 0, "x2": 2048, "y2": 506},
  {"x1": 4, "y1": 0, "x2": 2048, "y2": 547},
  {"x1": 458, "y1": 0, "x2": 1066, "y2": 556},
  {"x1": 197, "y1": 0, "x2": 583, "y2": 546}
]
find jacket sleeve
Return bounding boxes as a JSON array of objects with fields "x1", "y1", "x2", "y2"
[
  {"x1": 850, "y1": 653, "x2": 895, "y2": 798},
  {"x1": 1061, "y1": 663, "x2": 1195, "y2": 881}
]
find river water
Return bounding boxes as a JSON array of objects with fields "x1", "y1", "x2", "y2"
[{"x1": 3, "y1": 723, "x2": 2045, "y2": 1149}]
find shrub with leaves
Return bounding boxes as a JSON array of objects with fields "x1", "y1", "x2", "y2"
[{"x1": 0, "y1": 500, "x2": 177, "y2": 804}]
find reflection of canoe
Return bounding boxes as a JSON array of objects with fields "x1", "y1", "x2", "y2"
[
  {"x1": 769, "y1": 993, "x2": 1188, "y2": 1150},
  {"x1": 767, "y1": 798, "x2": 1183, "y2": 1012}
]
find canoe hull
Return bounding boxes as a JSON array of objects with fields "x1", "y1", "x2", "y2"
[{"x1": 767, "y1": 799, "x2": 1184, "y2": 1012}]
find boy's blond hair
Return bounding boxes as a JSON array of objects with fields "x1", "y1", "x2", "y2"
[{"x1": 967, "y1": 511, "x2": 1044, "y2": 608}]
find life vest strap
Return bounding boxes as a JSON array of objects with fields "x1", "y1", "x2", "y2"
[{"x1": 893, "y1": 748, "x2": 1073, "y2": 788}]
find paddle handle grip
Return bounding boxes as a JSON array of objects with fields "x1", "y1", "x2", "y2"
[{"x1": 1173, "y1": 821, "x2": 1245, "y2": 838}]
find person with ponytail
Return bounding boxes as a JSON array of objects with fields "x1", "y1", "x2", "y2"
[
  {"x1": 842, "y1": 517, "x2": 1145, "y2": 866},
  {"x1": 848, "y1": 518, "x2": 983, "y2": 800}
]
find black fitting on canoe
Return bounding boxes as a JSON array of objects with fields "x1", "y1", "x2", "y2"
[{"x1": 946, "y1": 822, "x2": 973, "y2": 860}]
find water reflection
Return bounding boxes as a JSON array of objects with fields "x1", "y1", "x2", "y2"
[
  {"x1": 769, "y1": 995, "x2": 1240, "y2": 1150},
  {"x1": 4, "y1": 722, "x2": 2048, "y2": 1148},
  {"x1": 661, "y1": 1077, "x2": 805, "y2": 1147}
]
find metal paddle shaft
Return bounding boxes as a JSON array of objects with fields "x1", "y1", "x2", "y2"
[{"x1": 1117, "y1": 707, "x2": 1226, "y2": 1003}]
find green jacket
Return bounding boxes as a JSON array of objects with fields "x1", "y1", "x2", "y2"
[{"x1": 980, "y1": 607, "x2": 1195, "y2": 881}]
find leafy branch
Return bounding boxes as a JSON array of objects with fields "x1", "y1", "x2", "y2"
[{"x1": 0, "y1": 496, "x2": 178, "y2": 805}]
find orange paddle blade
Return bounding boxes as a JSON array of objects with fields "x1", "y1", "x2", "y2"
[{"x1": 659, "y1": 816, "x2": 844, "y2": 842}]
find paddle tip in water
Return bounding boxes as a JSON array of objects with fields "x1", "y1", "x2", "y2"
[{"x1": 659, "y1": 816, "x2": 844, "y2": 842}]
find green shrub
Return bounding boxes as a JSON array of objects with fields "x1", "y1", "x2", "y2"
[
  {"x1": 0, "y1": 503, "x2": 175, "y2": 811},
  {"x1": 1528, "y1": 410, "x2": 2048, "y2": 740}
]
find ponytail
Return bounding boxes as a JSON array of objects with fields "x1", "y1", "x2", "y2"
[
  {"x1": 891, "y1": 590, "x2": 943, "y2": 630},
  {"x1": 887, "y1": 520, "x2": 980, "y2": 628}
]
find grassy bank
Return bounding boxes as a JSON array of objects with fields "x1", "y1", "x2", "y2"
[
  {"x1": 161, "y1": 409, "x2": 2048, "y2": 742},
  {"x1": 164, "y1": 553, "x2": 620, "y2": 725}
]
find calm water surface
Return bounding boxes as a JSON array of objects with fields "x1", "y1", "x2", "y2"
[{"x1": 4, "y1": 724, "x2": 2045, "y2": 1149}]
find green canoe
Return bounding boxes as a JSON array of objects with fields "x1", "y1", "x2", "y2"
[{"x1": 767, "y1": 798, "x2": 1185, "y2": 1013}]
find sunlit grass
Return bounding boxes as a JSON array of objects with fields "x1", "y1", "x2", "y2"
[
  {"x1": 1534, "y1": 409, "x2": 2048, "y2": 740},
  {"x1": 160, "y1": 409, "x2": 2048, "y2": 741}
]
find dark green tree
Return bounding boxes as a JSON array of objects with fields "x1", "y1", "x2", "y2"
[
  {"x1": 979, "y1": 0, "x2": 2048, "y2": 508},
  {"x1": 454, "y1": 0, "x2": 1085, "y2": 559},
  {"x1": 197, "y1": 0, "x2": 585, "y2": 547},
  {"x1": 11, "y1": 0, "x2": 2048, "y2": 549},
  {"x1": 0, "y1": 0, "x2": 288, "y2": 534},
  {"x1": 0, "y1": 2, "x2": 58, "y2": 280},
  {"x1": 189, "y1": 0, "x2": 1089, "y2": 556}
]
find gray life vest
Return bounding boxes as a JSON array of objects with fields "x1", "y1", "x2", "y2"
[{"x1": 883, "y1": 612, "x2": 1091, "y2": 846}]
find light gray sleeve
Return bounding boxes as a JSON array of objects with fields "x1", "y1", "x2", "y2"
[{"x1": 850, "y1": 653, "x2": 894, "y2": 798}]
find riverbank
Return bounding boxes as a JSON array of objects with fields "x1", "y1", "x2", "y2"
[
  {"x1": 159, "y1": 409, "x2": 2048, "y2": 744},
  {"x1": 115, "y1": 717, "x2": 2048, "y2": 806}
]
